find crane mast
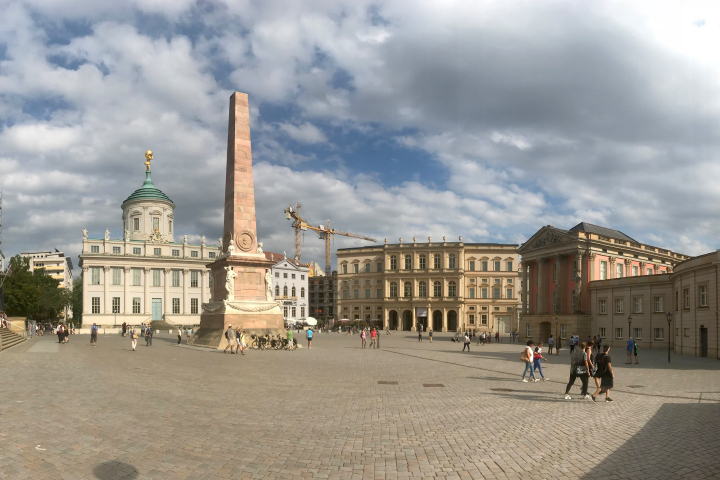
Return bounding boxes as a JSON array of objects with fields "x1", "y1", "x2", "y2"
[{"x1": 284, "y1": 205, "x2": 376, "y2": 274}]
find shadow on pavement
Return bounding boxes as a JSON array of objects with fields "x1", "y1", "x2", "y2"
[
  {"x1": 93, "y1": 460, "x2": 139, "y2": 479},
  {"x1": 581, "y1": 403, "x2": 720, "y2": 479}
]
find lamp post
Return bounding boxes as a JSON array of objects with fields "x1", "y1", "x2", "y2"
[
  {"x1": 627, "y1": 315, "x2": 632, "y2": 341},
  {"x1": 555, "y1": 316, "x2": 559, "y2": 355},
  {"x1": 666, "y1": 312, "x2": 672, "y2": 363}
]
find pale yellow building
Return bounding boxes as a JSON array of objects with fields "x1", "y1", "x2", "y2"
[
  {"x1": 337, "y1": 238, "x2": 519, "y2": 333},
  {"x1": 21, "y1": 250, "x2": 74, "y2": 289}
]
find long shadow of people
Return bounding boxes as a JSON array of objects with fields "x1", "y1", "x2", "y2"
[{"x1": 93, "y1": 460, "x2": 139, "y2": 479}]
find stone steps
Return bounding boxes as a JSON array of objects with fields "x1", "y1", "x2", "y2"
[{"x1": 0, "y1": 328, "x2": 26, "y2": 352}]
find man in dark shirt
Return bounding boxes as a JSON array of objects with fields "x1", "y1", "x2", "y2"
[{"x1": 564, "y1": 341, "x2": 591, "y2": 400}]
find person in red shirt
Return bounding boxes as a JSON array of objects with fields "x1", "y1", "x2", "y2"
[{"x1": 369, "y1": 328, "x2": 377, "y2": 348}]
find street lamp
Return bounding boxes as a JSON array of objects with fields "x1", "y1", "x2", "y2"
[
  {"x1": 666, "y1": 312, "x2": 673, "y2": 363},
  {"x1": 555, "y1": 317, "x2": 559, "y2": 355},
  {"x1": 627, "y1": 315, "x2": 632, "y2": 340}
]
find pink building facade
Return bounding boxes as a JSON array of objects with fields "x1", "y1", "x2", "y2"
[{"x1": 519, "y1": 223, "x2": 690, "y2": 344}]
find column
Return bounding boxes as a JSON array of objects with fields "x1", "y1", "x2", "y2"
[
  {"x1": 442, "y1": 307, "x2": 448, "y2": 332},
  {"x1": 82, "y1": 267, "x2": 90, "y2": 315},
  {"x1": 554, "y1": 254, "x2": 562, "y2": 314},
  {"x1": 625, "y1": 259, "x2": 632, "y2": 278},
  {"x1": 609, "y1": 257, "x2": 616, "y2": 279},
  {"x1": 522, "y1": 264, "x2": 529, "y2": 314},
  {"x1": 183, "y1": 269, "x2": 189, "y2": 314},
  {"x1": 589, "y1": 253, "x2": 596, "y2": 281},
  {"x1": 124, "y1": 267, "x2": 131, "y2": 314},
  {"x1": 103, "y1": 266, "x2": 110, "y2": 314},
  {"x1": 144, "y1": 267, "x2": 151, "y2": 315},
  {"x1": 576, "y1": 251, "x2": 584, "y2": 313},
  {"x1": 164, "y1": 268, "x2": 171, "y2": 317},
  {"x1": 537, "y1": 258, "x2": 544, "y2": 314},
  {"x1": 201, "y1": 270, "x2": 208, "y2": 304},
  {"x1": 640, "y1": 261, "x2": 647, "y2": 276}
]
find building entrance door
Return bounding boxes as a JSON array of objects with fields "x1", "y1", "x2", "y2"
[
  {"x1": 389, "y1": 311, "x2": 398, "y2": 330},
  {"x1": 152, "y1": 299, "x2": 162, "y2": 321},
  {"x1": 402, "y1": 311, "x2": 413, "y2": 331},
  {"x1": 539, "y1": 321, "x2": 552, "y2": 343},
  {"x1": 700, "y1": 327, "x2": 708, "y2": 357},
  {"x1": 432, "y1": 310, "x2": 443, "y2": 331},
  {"x1": 447, "y1": 310, "x2": 457, "y2": 332}
]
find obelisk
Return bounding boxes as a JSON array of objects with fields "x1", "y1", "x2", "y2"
[{"x1": 192, "y1": 92, "x2": 284, "y2": 349}]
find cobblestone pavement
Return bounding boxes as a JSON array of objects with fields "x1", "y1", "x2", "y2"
[{"x1": 1, "y1": 331, "x2": 719, "y2": 480}]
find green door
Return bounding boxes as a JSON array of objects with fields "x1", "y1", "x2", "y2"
[{"x1": 152, "y1": 299, "x2": 162, "y2": 321}]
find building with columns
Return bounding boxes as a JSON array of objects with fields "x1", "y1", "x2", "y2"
[
  {"x1": 78, "y1": 161, "x2": 220, "y2": 326},
  {"x1": 337, "y1": 238, "x2": 519, "y2": 333},
  {"x1": 519, "y1": 223, "x2": 690, "y2": 344}
]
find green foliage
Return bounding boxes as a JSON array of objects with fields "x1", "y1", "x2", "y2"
[
  {"x1": 71, "y1": 276, "x2": 82, "y2": 323},
  {"x1": 3, "y1": 255, "x2": 71, "y2": 320}
]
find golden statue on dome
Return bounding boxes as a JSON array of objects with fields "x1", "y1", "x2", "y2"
[{"x1": 144, "y1": 150, "x2": 153, "y2": 171}]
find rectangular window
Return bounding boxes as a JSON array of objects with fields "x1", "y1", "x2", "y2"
[
  {"x1": 494, "y1": 261, "x2": 500, "y2": 272},
  {"x1": 342, "y1": 264, "x2": 347, "y2": 274},
  {"x1": 191, "y1": 271, "x2": 199, "y2": 288},
  {"x1": 632, "y1": 265, "x2": 638, "y2": 276},
  {"x1": 209, "y1": 252, "x2": 216, "y2": 258},
  {"x1": 600, "y1": 261, "x2": 607, "y2": 280},
  {"x1": 646, "y1": 268, "x2": 653, "y2": 275},
  {"x1": 615, "y1": 298, "x2": 623, "y2": 313},
  {"x1": 113, "y1": 246, "x2": 121, "y2": 254},
  {"x1": 683, "y1": 288, "x2": 689, "y2": 309},
  {"x1": 172, "y1": 270, "x2": 180, "y2": 287},
  {"x1": 699, "y1": 285, "x2": 708, "y2": 307},
  {"x1": 91, "y1": 267, "x2": 101, "y2": 285},
  {"x1": 283, "y1": 307, "x2": 288, "y2": 318},
  {"x1": 449, "y1": 256, "x2": 456, "y2": 269},
  {"x1": 353, "y1": 264, "x2": 359, "y2": 273},
  {"x1": 91, "y1": 245, "x2": 100, "y2": 253},
  {"x1": 154, "y1": 248, "x2": 161, "y2": 256},
  {"x1": 525, "y1": 323, "x2": 531, "y2": 337},
  {"x1": 654, "y1": 296, "x2": 663, "y2": 313},
  {"x1": 172, "y1": 249, "x2": 180, "y2": 257},
  {"x1": 132, "y1": 297, "x2": 141, "y2": 314},
  {"x1": 152, "y1": 217, "x2": 159, "y2": 231},
  {"x1": 469, "y1": 314, "x2": 475, "y2": 325},
  {"x1": 168, "y1": 220, "x2": 172, "y2": 233},
  {"x1": 633, "y1": 328, "x2": 642, "y2": 340},
  {"x1": 654, "y1": 328, "x2": 663, "y2": 340},
  {"x1": 191, "y1": 251, "x2": 198, "y2": 258},
  {"x1": 132, "y1": 268, "x2": 141, "y2": 286},
  {"x1": 112, "y1": 268, "x2": 121, "y2": 285},
  {"x1": 365, "y1": 289, "x2": 370, "y2": 299},
  {"x1": 292, "y1": 274, "x2": 296, "y2": 279},
  {"x1": 112, "y1": 297, "x2": 120, "y2": 314},
  {"x1": 301, "y1": 306, "x2": 305, "y2": 317},
  {"x1": 377, "y1": 288, "x2": 382, "y2": 299},
  {"x1": 481, "y1": 288, "x2": 487, "y2": 299},
  {"x1": 507, "y1": 261, "x2": 513, "y2": 272},
  {"x1": 133, "y1": 217, "x2": 140, "y2": 231},
  {"x1": 354, "y1": 290, "x2": 359, "y2": 299},
  {"x1": 599, "y1": 327, "x2": 606, "y2": 338},
  {"x1": 616, "y1": 263, "x2": 624, "y2": 278},
  {"x1": 506, "y1": 288, "x2": 512, "y2": 299},
  {"x1": 615, "y1": 328, "x2": 623, "y2": 339},
  {"x1": 133, "y1": 247, "x2": 141, "y2": 255},
  {"x1": 633, "y1": 297, "x2": 642, "y2": 314},
  {"x1": 468, "y1": 260, "x2": 475, "y2": 271},
  {"x1": 283, "y1": 273, "x2": 287, "y2": 278},
  {"x1": 377, "y1": 262, "x2": 382, "y2": 272},
  {"x1": 343, "y1": 290, "x2": 348, "y2": 299},
  {"x1": 152, "y1": 270, "x2": 161, "y2": 287},
  {"x1": 91, "y1": 297, "x2": 100, "y2": 314},
  {"x1": 172, "y1": 298, "x2": 180, "y2": 314},
  {"x1": 469, "y1": 288, "x2": 475, "y2": 299},
  {"x1": 364, "y1": 263, "x2": 370, "y2": 273},
  {"x1": 560, "y1": 324, "x2": 567, "y2": 339},
  {"x1": 482, "y1": 261, "x2": 488, "y2": 271},
  {"x1": 292, "y1": 307, "x2": 296, "y2": 318},
  {"x1": 493, "y1": 288, "x2": 500, "y2": 299},
  {"x1": 599, "y1": 299, "x2": 607, "y2": 314},
  {"x1": 481, "y1": 314, "x2": 487, "y2": 325}
]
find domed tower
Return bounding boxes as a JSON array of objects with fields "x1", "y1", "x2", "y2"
[{"x1": 120, "y1": 151, "x2": 176, "y2": 243}]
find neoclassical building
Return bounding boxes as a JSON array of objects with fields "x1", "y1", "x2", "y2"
[
  {"x1": 264, "y1": 251, "x2": 309, "y2": 324},
  {"x1": 79, "y1": 155, "x2": 221, "y2": 326},
  {"x1": 519, "y1": 223, "x2": 690, "y2": 344},
  {"x1": 337, "y1": 238, "x2": 519, "y2": 332}
]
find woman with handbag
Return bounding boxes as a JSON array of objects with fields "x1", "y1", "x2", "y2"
[
  {"x1": 564, "y1": 342, "x2": 591, "y2": 400},
  {"x1": 591, "y1": 345, "x2": 614, "y2": 402},
  {"x1": 521, "y1": 341, "x2": 538, "y2": 382}
]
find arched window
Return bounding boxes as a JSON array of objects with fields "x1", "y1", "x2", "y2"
[
  {"x1": 301, "y1": 287, "x2": 305, "y2": 298},
  {"x1": 283, "y1": 286, "x2": 288, "y2": 297},
  {"x1": 404, "y1": 282, "x2": 412, "y2": 297},
  {"x1": 570, "y1": 290, "x2": 576, "y2": 312},
  {"x1": 433, "y1": 254, "x2": 441, "y2": 269},
  {"x1": 448, "y1": 254, "x2": 456, "y2": 269},
  {"x1": 275, "y1": 285, "x2": 280, "y2": 297},
  {"x1": 390, "y1": 282, "x2": 398, "y2": 297},
  {"x1": 405, "y1": 255, "x2": 412, "y2": 270},
  {"x1": 419, "y1": 281, "x2": 427, "y2": 297},
  {"x1": 419, "y1": 255, "x2": 426, "y2": 269},
  {"x1": 291, "y1": 286, "x2": 296, "y2": 297},
  {"x1": 390, "y1": 255, "x2": 397, "y2": 270},
  {"x1": 448, "y1": 281, "x2": 457, "y2": 297},
  {"x1": 433, "y1": 281, "x2": 442, "y2": 297}
]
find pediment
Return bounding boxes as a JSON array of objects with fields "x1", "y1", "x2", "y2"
[
  {"x1": 149, "y1": 210, "x2": 162, "y2": 216},
  {"x1": 519, "y1": 227, "x2": 576, "y2": 253}
]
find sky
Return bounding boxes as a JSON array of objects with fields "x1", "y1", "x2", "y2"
[{"x1": 2, "y1": 0, "x2": 720, "y2": 273}]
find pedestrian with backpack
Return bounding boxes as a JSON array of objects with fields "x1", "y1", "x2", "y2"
[
  {"x1": 90, "y1": 323, "x2": 98, "y2": 347},
  {"x1": 224, "y1": 324, "x2": 236, "y2": 354},
  {"x1": 521, "y1": 341, "x2": 538, "y2": 382},
  {"x1": 564, "y1": 341, "x2": 591, "y2": 400}
]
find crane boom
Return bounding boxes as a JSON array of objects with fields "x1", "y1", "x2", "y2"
[{"x1": 284, "y1": 205, "x2": 376, "y2": 274}]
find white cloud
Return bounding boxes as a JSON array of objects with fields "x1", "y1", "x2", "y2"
[{"x1": 278, "y1": 122, "x2": 327, "y2": 143}]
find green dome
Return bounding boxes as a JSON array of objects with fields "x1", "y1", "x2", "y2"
[{"x1": 122, "y1": 170, "x2": 174, "y2": 206}]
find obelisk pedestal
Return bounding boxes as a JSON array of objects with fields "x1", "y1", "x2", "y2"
[{"x1": 191, "y1": 92, "x2": 284, "y2": 349}]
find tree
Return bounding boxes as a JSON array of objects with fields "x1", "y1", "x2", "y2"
[
  {"x1": 3, "y1": 255, "x2": 71, "y2": 320},
  {"x1": 72, "y1": 276, "x2": 82, "y2": 324}
]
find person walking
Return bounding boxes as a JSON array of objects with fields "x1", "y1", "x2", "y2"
[
  {"x1": 429, "y1": 329, "x2": 433, "y2": 343},
  {"x1": 481, "y1": 331, "x2": 486, "y2": 345},
  {"x1": 90, "y1": 323, "x2": 98, "y2": 347},
  {"x1": 177, "y1": 327, "x2": 183, "y2": 345},
  {"x1": 286, "y1": 328, "x2": 294, "y2": 350},
  {"x1": 56, "y1": 324, "x2": 64, "y2": 344},
  {"x1": 146, "y1": 325, "x2": 153, "y2": 346},
  {"x1": 462, "y1": 332, "x2": 471, "y2": 352},
  {"x1": 307, "y1": 327, "x2": 313, "y2": 349},
  {"x1": 521, "y1": 341, "x2": 538, "y2": 382},
  {"x1": 626, "y1": 337, "x2": 634, "y2": 364},
  {"x1": 361, "y1": 328, "x2": 367, "y2": 349},
  {"x1": 129, "y1": 326, "x2": 138, "y2": 351},
  {"x1": 141, "y1": 324, "x2": 146, "y2": 338},
  {"x1": 224, "y1": 324, "x2": 236, "y2": 353},
  {"x1": 633, "y1": 340, "x2": 639, "y2": 364},
  {"x1": 418, "y1": 328, "x2": 422, "y2": 342},
  {"x1": 239, "y1": 330, "x2": 247, "y2": 355},
  {"x1": 547, "y1": 335, "x2": 555, "y2": 355},
  {"x1": 591, "y1": 345, "x2": 615, "y2": 402},
  {"x1": 495, "y1": 331, "x2": 500, "y2": 344},
  {"x1": 122, "y1": 322, "x2": 127, "y2": 337},
  {"x1": 65, "y1": 324, "x2": 70, "y2": 343},
  {"x1": 570, "y1": 334, "x2": 575, "y2": 353},
  {"x1": 556, "y1": 337, "x2": 561, "y2": 355},
  {"x1": 564, "y1": 341, "x2": 591, "y2": 400},
  {"x1": 597, "y1": 335, "x2": 603, "y2": 353},
  {"x1": 533, "y1": 342, "x2": 549, "y2": 381},
  {"x1": 370, "y1": 328, "x2": 377, "y2": 348}
]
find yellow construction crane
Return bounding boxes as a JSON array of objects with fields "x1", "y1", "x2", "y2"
[{"x1": 284, "y1": 203, "x2": 376, "y2": 274}]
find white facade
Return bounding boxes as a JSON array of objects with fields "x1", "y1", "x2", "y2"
[
  {"x1": 265, "y1": 251, "x2": 309, "y2": 324},
  {"x1": 79, "y1": 166, "x2": 221, "y2": 326}
]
